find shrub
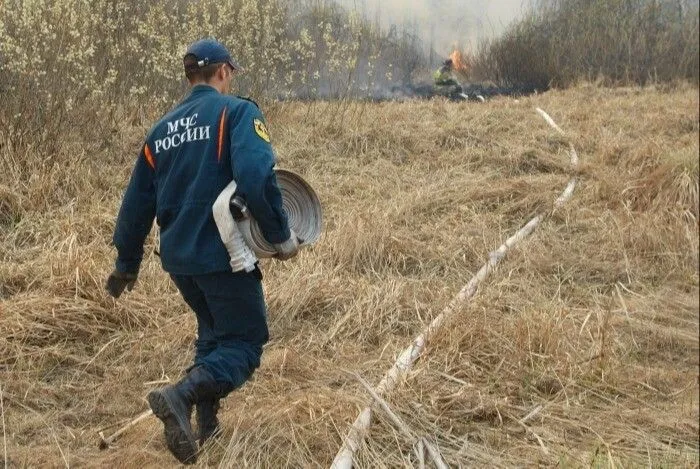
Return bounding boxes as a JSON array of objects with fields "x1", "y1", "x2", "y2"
[{"x1": 473, "y1": 0, "x2": 700, "y2": 88}]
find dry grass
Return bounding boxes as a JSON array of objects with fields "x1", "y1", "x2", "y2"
[{"x1": 0, "y1": 84, "x2": 698, "y2": 467}]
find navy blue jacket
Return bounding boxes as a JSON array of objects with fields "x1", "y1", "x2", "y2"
[{"x1": 113, "y1": 85, "x2": 291, "y2": 275}]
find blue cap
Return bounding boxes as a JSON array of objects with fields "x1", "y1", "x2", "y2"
[{"x1": 184, "y1": 38, "x2": 242, "y2": 71}]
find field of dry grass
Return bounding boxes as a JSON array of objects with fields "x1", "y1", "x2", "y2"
[{"x1": 0, "y1": 84, "x2": 698, "y2": 468}]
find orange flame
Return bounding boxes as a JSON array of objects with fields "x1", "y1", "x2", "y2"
[{"x1": 449, "y1": 49, "x2": 470, "y2": 75}]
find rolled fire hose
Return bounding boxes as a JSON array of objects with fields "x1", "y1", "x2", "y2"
[
  {"x1": 213, "y1": 169, "x2": 322, "y2": 271},
  {"x1": 212, "y1": 181, "x2": 259, "y2": 272},
  {"x1": 245, "y1": 169, "x2": 323, "y2": 257}
]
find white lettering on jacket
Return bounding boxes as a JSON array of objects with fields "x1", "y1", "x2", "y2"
[{"x1": 154, "y1": 113, "x2": 209, "y2": 154}]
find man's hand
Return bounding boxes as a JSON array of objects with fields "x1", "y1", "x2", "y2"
[
  {"x1": 106, "y1": 270, "x2": 138, "y2": 298},
  {"x1": 273, "y1": 231, "x2": 301, "y2": 261}
]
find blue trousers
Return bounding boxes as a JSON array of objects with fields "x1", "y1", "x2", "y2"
[{"x1": 170, "y1": 270, "x2": 268, "y2": 396}]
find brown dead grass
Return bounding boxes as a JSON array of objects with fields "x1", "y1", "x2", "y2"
[{"x1": 0, "y1": 84, "x2": 698, "y2": 468}]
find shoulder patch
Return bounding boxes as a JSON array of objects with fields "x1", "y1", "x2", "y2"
[
  {"x1": 254, "y1": 118, "x2": 271, "y2": 143},
  {"x1": 237, "y1": 96, "x2": 260, "y2": 109}
]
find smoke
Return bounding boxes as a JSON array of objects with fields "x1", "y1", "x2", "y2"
[{"x1": 338, "y1": 0, "x2": 529, "y2": 59}]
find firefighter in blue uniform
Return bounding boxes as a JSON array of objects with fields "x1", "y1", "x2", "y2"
[{"x1": 106, "y1": 38, "x2": 299, "y2": 464}]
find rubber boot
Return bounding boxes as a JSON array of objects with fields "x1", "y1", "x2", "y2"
[
  {"x1": 147, "y1": 366, "x2": 220, "y2": 465},
  {"x1": 196, "y1": 399, "x2": 221, "y2": 445}
]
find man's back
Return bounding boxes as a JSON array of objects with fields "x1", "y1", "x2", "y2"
[
  {"x1": 113, "y1": 84, "x2": 289, "y2": 275},
  {"x1": 146, "y1": 86, "x2": 235, "y2": 274}
]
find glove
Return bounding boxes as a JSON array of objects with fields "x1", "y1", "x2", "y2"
[
  {"x1": 273, "y1": 230, "x2": 301, "y2": 261},
  {"x1": 106, "y1": 270, "x2": 137, "y2": 298}
]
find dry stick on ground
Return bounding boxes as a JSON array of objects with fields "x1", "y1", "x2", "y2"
[
  {"x1": 353, "y1": 373, "x2": 448, "y2": 468},
  {"x1": 1, "y1": 384, "x2": 7, "y2": 469},
  {"x1": 98, "y1": 410, "x2": 153, "y2": 450},
  {"x1": 421, "y1": 437, "x2": 449, "y2": 469},
  {"x1": 331, "y1": 108, "x2": 580, "y2": 469},
  {"x1": 519, "y1": 404, "x2": 544, "y2": 425},
  {"x1": 416, "y1": 439, "x2": 425, "y2": 469}
]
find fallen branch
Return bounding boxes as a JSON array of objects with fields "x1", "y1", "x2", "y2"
[
  {"x1": 1, "y1": 384, "x2": 7, "y2": 469},
  {"x1": 519, "y1": 404, "x2": 544, "y2": 425},
  {"x1": 422, "y1": 437, "x2": 449, "y2": 469},
  {"x1": 354, "y1": 373, "x2": 416, "y2": 440},
  {"x1": 331, "y1": 108, "x2": 579, "y2": 468},
  {"x1": 98, "y1": 409, "x2": 153, "y2": 450},
  {"x1": 416, "y1": 439, "x2": 425, "y2": 469},
  {"x1": 354, "y1": 373, "x2": 449, "y2": 469}
]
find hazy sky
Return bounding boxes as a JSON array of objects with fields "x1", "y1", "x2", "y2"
[{"x1": 339, "y1": 0, "x2": 529, "y2": 54}]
